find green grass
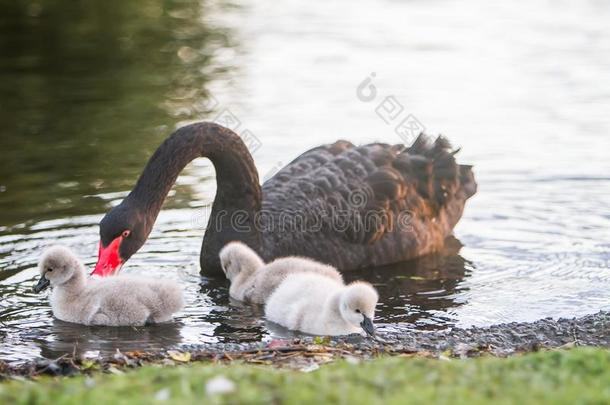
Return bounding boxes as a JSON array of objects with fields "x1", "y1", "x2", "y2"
[{"x1": 2, "y1": 348, "x2": 610, "y2": 404}]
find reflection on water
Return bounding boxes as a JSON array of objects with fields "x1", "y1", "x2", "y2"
[
  {"x1": 36, "y1": 320, "x2": 184, "y2": 360},
  {"x1": 346, "y1": 237, "x2": 472, "y2": 330},
  {"x1": 1, "y1": 0, "x2": 610, "y2": 363},
  {"x1": 0, "y1": 0, "x2": 233, "y2": 226}
]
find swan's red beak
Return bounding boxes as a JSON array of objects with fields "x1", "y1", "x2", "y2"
[{"x1": 92, "y1": 237, "x2": 123, "y2": 277}]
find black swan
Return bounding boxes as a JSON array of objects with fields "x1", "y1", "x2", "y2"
[{"x1": 93, "y1": 122, "x2": 476, "y2": 277}]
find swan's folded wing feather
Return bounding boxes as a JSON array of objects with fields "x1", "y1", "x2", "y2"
[
  {"x1": 262, "y1": 140, "x2": 355, "y2": 188},
  {"x1": 262, "y1": 134, "x2": 472, "y2": 254}
]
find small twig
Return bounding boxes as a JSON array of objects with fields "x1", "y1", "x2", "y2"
[
  {"x1": 225, "y1": 346, "x2": 308, "y2": 355},
  {"x1": 572, "y1": 328, "x2": 581, "y2": 346},
  {"x1": 35, "y1": 354, "x2": 70, "y2": 376}
]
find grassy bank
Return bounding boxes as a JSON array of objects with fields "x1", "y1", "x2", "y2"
[{"x1": 1, "y1": 348, "x2": 609, "y2": 404}]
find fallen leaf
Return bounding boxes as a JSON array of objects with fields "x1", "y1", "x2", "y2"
[
  {"x1": 299, "y1": 363, "x2": 320, "y2": 373},
  {"x1": 313, "y1": 336, "x2": 331, "y2": 345},
  {"x1": 107, "y1": 366, "x2": 124, "y2": 375},
  {"x1": 557, "y1": 341, "x2": 577, "y2": 350},
  {"x1": 167, "y1": 351, "x2": 191, "y2": 363},
  {"x1": 267, "y1": 339, "x2": 290, "y2": 349},
  {"x1": 81, "y1": 360, "x2": 98, "y2": 371}
]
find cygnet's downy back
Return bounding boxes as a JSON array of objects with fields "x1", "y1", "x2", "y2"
[{"x1": 247, "y1": 256, "x2": 343, "y2": 305}]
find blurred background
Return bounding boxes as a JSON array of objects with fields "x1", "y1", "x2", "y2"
[{"x1": 0, "y1": 0, "x2": 609, "y2": 362}]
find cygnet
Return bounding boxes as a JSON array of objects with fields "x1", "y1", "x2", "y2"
[
  {"x1": 265, "y1": 272, "x2": 378, "y2": 336},
  {"x1": 33, "y1": 245, "x2": 184, "y2": 326}
]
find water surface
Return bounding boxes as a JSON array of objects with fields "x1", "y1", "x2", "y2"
[{"x1": 1, "y1": 0, "x2": 609, "y2": 362}]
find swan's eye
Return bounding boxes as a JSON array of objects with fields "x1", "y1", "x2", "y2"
[
  {"x1": 46, "y1": 268, "x2": 53, "y2": 272},
  {"x1": 355, "y1": 309, "x2": 361, "y2": 314},
  {"x1": 122, "y1": 230, "x2": 131, "y2": 238}
]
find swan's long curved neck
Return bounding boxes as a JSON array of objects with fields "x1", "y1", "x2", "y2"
[{"x1": 126, "y1": 122, "x2": 262, "y2": 272}]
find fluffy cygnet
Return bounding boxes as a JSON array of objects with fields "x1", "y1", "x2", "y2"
[
  {"x1": 219, "y1": 241, "x2": 343, "y2": 304},
  {"x1": 33, "y1": 245, "x2": 184, "y2": 326},
  {"x1": 265, "y1": 273, "x2": 378, "y2": 336}
]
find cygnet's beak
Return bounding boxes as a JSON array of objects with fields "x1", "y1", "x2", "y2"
[
  {"x1": 33, "y1": 275, "x2": 50, "y2": 293},
  {"x1": 360, "y1": 315, "x2": 375, "y2": 337}
]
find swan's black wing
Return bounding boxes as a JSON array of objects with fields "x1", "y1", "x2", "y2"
[
  {"x1": 262, "y1": 140, "x2": 356, "y2": 185},
  {"x1": 260, "y1": 134, "x2": 476, "y2": 270}
]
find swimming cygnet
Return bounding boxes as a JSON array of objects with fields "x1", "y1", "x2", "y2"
[
  {"x1": 33, "y1": 245, "x2": 184, "y2": 326},
  {"x1": 265, "y1": 273, "x2": 378, "y2": 336},
  {"x1": 219, "y1": 241, "x2": 343, "y2": 304}
]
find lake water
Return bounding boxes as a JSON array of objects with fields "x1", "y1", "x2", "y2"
[{"x1": 1, "y1": 0, "x2": 609, "y2": 363}]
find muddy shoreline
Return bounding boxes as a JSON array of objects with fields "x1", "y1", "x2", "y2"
[{"x1": 2, "y1": 311, "x2": 608, "y2": 378}]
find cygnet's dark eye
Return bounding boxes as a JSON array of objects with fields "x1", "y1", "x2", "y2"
[
  {"x1": 355, "y1": 309, "x2": 361, "y2": 313},
  {"x1": 46, "y1": 268, "x2": 53, "y2": 272}
]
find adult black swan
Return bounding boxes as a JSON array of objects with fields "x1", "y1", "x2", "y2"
[{"x1": 93, "y1": 122, "x2": 476, "y2": 277}]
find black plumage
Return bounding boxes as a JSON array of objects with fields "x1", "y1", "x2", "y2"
[{"x1": 98, "y1": 122, "x2": 476, "y2": 276}]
